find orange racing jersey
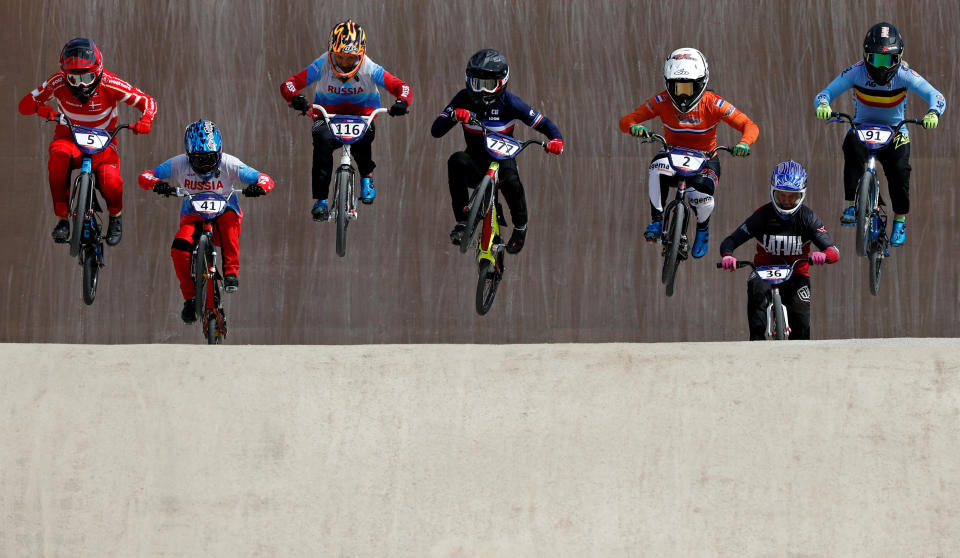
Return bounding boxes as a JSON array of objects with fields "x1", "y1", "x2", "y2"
[{"x1": 619, "y1": 90, "x2": 758, "y2": 152}]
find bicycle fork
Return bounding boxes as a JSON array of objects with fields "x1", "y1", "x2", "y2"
[
  {"x1": 331, "y1": 146, "x2": 357, "y2": 222},
  {"x1": 477, "y1": 163, "x2": 502, "y2": 269}
]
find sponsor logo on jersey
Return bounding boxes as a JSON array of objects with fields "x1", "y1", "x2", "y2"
[
  {"x1": 816, "y1": 225, "x2": 827, "y2": 234},
  {"x1": 760, "y1": 234, "x2": 805, "y2": 256},
  {"x1": 400, "y1": 85, "x2": 410, "y2": 98},
  {"x1": 184, "y1": 178, "x2": 224, "y2": 191},
  {"x1": 328, "y1": 85, "x2": 364, "y2": 95},
  {"x1": 677, "y1": 114, "x2": 702, "y2": 125}
]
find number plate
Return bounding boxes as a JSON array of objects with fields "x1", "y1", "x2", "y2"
[
  {"x1": 73, "y1": 130, "x2": 110, "y2": 150},
  {"x1": 484, "y1": 133, "x2": 521, "y2": 158},
  {"x1": 329, "y1": 116, "x2": 367, "y2": 141},
  {"x1": 669, "y1": 152, "x2": 706, "y2": 172},
  {"x1": 191, "y1": 199, "x2": 226, "y2": 214},
  {"x1": 755, "y1": 265, "x2": 793, "y2": 284},
  {"x1": 856, "y1": 127, "x2": 893, "y2": 146}
]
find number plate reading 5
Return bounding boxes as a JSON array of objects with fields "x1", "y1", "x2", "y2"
[
  {"x1": 485, "y1": 135, "x2": 520, "y2": 157},
  {"x1": 669, "y1": 153, "x2": 705, "y2": 172},
  {"x1": 191, "y1": 199, "x2": 226, "y2": 213},
  {"x1": 856, "y1": 128, "x2": 893, "y2": 145},
  {"x1": 330, "y1": 120, "x2": 365, "y2": 140},
  {"x1": 755, "y1": 266, "x2": 792, "y2": 283},
  {"x1": 74, "y1": 131, "x2": 109, "y2": 149}
]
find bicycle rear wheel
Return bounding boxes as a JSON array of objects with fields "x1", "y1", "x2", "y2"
[
  {"x1": 771, "y1": 291, "x2": 787, "y2": 340},
  {"x1": 81, "y1": 246, "x2": 100, "y2": 305},
  {"x1": 855, "y1": 172, "x2": 874, "y2": 258},
  {"x1": 69, "y1": 173, "x2": 91, "y2": 258},
  {"x1": 462, "y1": 176, "x2": 492, "y2": 254},
  {"x1": 661, "y1": 202, "x2": 685, "y2": 297},
  {"x1": 475, "y1": 254, "x2": 503, "y2": 316},
  {"x1": 868, "y1": 248, "x2": 883, "y2": 296},
  {"x1": 193, "y1": 234, "x2": 211, "y2": 322},
  {"x1": 335, "y1": 170, "x2": 350, "y2": 257}
]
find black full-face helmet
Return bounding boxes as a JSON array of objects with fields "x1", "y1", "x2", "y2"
[
  {"x1": 863, "y1": 22, "x2": 903, "y2": 85},
  {"x1": 465, "y1": 49, "x2": 509, "y2": 106}
]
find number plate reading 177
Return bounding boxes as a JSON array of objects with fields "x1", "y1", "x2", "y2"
[
  {"x1": 191, "y1": 199, "x2": 226, "y2": 213},
  {"x1": 755, "y1": 265, "x2": 792, "y2": 283},
  {"x1": 330, "y1": 119, "x2": 366, "y2": 140},
  {"x1": 73, "y1": 131, "x2": 110, "y2": 150},
  {"x1": 669, "y1": 152, "x2": 705, "y2": 172},
  {"x1": 484, "y1": 134, "x2": 520, "y2": 157},
  {"x1": 856, "y1": 127, "x2": 893, "y2": 145}
]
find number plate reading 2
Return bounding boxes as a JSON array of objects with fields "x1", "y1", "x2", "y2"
[
  {"x1": 484, "y1": 133, "x2": 521, "y2": 159},
  {"x1": 856, "y1": 127, "x2": 893, "y2": 146},
  {"x1": 669, "y1": 152, "x2": 706, "y2": 173},
  {"x1": 329, "y1": 116, "x2": 367, "y2": 143},
  {"x1": 73, "y1": 130, "x2": 110, "y2": 150},
  {"x1": 755, "y1": 265, "x2": 793, "y2": 285},
  {"x1": 191, "y1": 199, "x2": 226, "y2": 214}
]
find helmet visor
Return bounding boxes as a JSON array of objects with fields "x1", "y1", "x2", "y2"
[
  {"x1": 866, "y1": 52, "x2": 900, "y2": 68},
  {"x1": 468, "y1": 76, "x2": 505, "y2": 94},
  {"x1": 774, "y1": 190, "x2": 802, "y2": 211},
  {"x1": 66, "y1": 71, "x2": 98, "y2": 87},
  {"x1": 189, "y1": 152, "x2": 220, "y2": 175}
]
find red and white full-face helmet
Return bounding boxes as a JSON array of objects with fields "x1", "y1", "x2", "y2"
[{"x1": 663, "y1": 47, "x2": 709, "y2": 113}]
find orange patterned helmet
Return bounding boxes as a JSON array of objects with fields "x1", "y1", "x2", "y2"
[{"x1": 328, "y1": 19, "x2": 366, "y2": 80}]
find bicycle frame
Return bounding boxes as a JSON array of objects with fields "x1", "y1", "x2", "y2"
[{"x1": 718, "y1": 258, "x2": 813, "y2": 340}]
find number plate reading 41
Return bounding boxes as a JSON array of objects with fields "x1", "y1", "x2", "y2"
[
  {"x1": 191, "y1": 199, "x2": 226, "y2": 214},
  {"x1": 484, "y1": 134, "x2": 521, "y2": 158},
  {"x1": 73, "y1": 130, "x2": 110, "y2": 150},
  {"x1": 856, "y1": 127, "x2": 893, "y2": 146},
  {"x1": 755, "y1": 265, "x2": 792, "y2": 284}
]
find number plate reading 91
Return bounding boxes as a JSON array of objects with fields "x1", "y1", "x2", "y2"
[
  {"x1": 191, "y1": 199, "x2": 226, "y2": 214},
  {"x1": 755, "y1": 265, "x2": 792, "y2": 284},
  {"x1": 484, "y1": 134, "x2": 520, "y2": 157},
  {"x1": 856, "y1": 127, "x2": 893, "y2": 146},
  {"x1": 73, "y1": 131, "x2": 110, "y2": 150},
  {"x1": 669, "y1": 152, "x2": 705, "y2": 172}
]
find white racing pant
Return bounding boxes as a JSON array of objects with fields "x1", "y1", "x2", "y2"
[{"x1": 648, "y1": 157, "x2": 716, "y2": 224}]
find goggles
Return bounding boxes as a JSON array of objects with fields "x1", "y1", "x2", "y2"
[
  {"x1": 66, "y1": 71, "x2": 98, "y2": 87},
  {"x1": 866, "y1": 52, "x2": 900, "y2": 68},
  {"x1": 670, "y1": 81, "x2": 695, "y2": 97},
  {"x1": 189, "y1": 152, "x2": 220, "y2": 173},
  {"x1": 468, "y1": 76, "x2": 505, "y2": 94},
  {"x1": 332, "y1": 52, "x2": 361, "y2": 72}
]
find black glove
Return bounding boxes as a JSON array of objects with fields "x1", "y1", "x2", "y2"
[
  {"x1": 291, "y1": 94, "x2": 309, "y2": 113},
  {"x1": 153, "y1": 181, "x2": 175, "y2": 196},
  {"x1": 388, "y1": 98, "x2": 409, "y2": 117},
  {"x1": 243, "y1": 184, "x2": 265, "y2": 197}
]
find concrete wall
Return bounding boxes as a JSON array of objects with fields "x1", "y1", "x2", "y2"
[
  {"x1": 2, "y1": 0, "x2": 959, "y2": 344},
  {"x1": 2, "y1": 340, "x2": 959, "y2": 556}
]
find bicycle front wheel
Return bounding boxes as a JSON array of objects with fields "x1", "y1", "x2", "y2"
[
  {"x1": 193, "y1": 234, "x2": 211, "y2": 322},
  {"x1": 855, "y1": 172, "x2": 874, "y2": 258},
  {"x1": 70, "y1": 173, "x2": 91, "y2": 258},
  {"x1": 661, "y1": 202, "x2": 685, "y2": 297},
  {"x1": 81, "y1": 246, "x2": 99, "y2": 305},
  {"x1": 771, "y1": 290, "x2": 787, "y2": 340},
  {"x1": 868, "y1": 249, "x2": 883, "y2": 296},
  {"x1": 475, "y1": 256, "x2": 502, "y2": 316},
  {"x1": 335, "y1": 170, "x2": 350, "y2": 257},
  {"x1": 462, "y1": 175, "x2": 492, "y2": 254}
]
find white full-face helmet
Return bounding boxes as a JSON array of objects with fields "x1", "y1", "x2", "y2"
[{"x1": 663, "y1": 47, "x2": 709, "y2": 113}]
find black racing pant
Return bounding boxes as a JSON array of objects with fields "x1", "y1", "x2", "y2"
[
  {"x1": 650, "y1": 153, "x2": 721, "y2": 230},
  {"x1": 747, "y1": 274, "x2": 812, "y2": 341},
  {"x1": 311, "y1": 119, "x2": 376, "y2": 201},
  {"x1": 448, "y1": 150, "x2": 527, "y2": 227},
  {"x1": 842, "y1": 129, "x2": 911, "y2": 215}
]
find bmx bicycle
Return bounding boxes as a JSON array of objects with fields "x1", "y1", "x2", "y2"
[{"x1": 717, "y1": 258, "x2": 814, "y2": 340}]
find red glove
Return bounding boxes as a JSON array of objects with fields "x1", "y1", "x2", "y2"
[
  {"x1": 454, "y1": 108, "x2": 471, "y2": 123},
  {"x1": 810, "y1": 252, "x2": 827, "y2": 265},
  {"x1": 37, "y1": 105, "x2": 57, "y2": 120},
  {"x1": 545, "y1": 138, "x2": 564, "y2": 155},
  {"x1": 721, "y1": 255, "x2": 738, "y2": 271},
  {"x1": 131, "y1": 119, "x2": 152, "y2": 135}
]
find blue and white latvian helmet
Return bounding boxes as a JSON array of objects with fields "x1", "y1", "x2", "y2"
[
  {"x1": 184, "y1": 119, "x2": 223, "y2": 180},
  {"x1": 770, "y1": 160, "x2": 807, "y2": 219}
]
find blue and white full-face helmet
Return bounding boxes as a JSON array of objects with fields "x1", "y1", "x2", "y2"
[
  {"x1": 184, "y1": 119, "x2": 222, "y2": 180},
  {"x1": 770, "y1": 160, "x2": 807, "y2": 219}
]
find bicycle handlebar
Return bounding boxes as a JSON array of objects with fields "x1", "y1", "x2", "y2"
[
  {"x1": 830, "y1": 111, "x2": 923, "y2": 131},
  {"x1": 311, "y1": 104, "x2": 388, "y2": 124},
  {"x1": 467, "y1": 116, "x2": 548, "y2": 152},
  {"x1": 640, "y1": 133, "x2": 734, "y2": 159},
  {"x1": 715, "y1": 258, "x2": 814, "y2": 271},
  {"x1": 53, "y1": 112, "x2": 129, "y2": 143}
]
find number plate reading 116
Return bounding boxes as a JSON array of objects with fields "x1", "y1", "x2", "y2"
[
  {"x1": 669, "y1": 153, "x2": 705, "y2": 171},
  {"x1": 192, "y1": 199, "x2": 226, "y2": 213},
  {"x1": 755, "y1": 266, "x2": 791, "y2": 282},
  {"x1": 330, "y1": 121, "x2": 365, "y2": 139},
  {"x1": 856, "y1": 128, "x2": 893, "y2": 145},
  {"x1": 74, "y1": 131, "x2": 109, "y2": 149},
  {"x1": 485, "y1": 135, "x2": 520, "y2": 157}
]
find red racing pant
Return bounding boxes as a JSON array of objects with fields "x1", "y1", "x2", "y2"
[
  {"x1": 48, "y1": 127, "x2": 123, "y2": 218},
  {"x1": 170, "y1": 211, "x2": 242, "y2": 300}
]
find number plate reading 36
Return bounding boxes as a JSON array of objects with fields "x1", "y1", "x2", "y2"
[
  {"x1": 755, "y1": 266, "x2": 792, "y2": 283},
  {"x1": 191, "y1": 199, "x2": 226, "y2": 213},
  {"x1": 485, "y1": 135, "x2": 520, "y2": 157},
  {"x1": 856, "y1": 128, "x2": 893, "y2": 145},
  {"x1": 331, "y1": 121, "x2": 365, "y2": 140},
  {"x1": 74, "y1": 131, "x2": 109, "y2": 149},
  {"x1": 669, "y1": 153, "x2": 705, "y2": 171}
]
